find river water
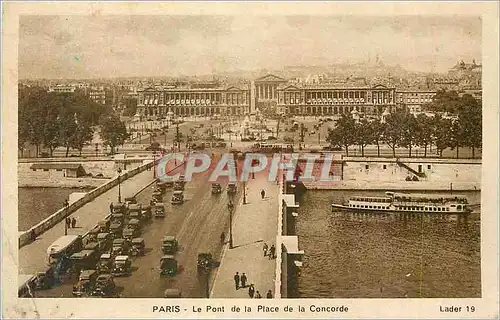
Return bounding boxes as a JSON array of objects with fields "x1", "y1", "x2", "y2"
[
  {"x1": 18, "y1": 187, "x2": 93, "y2": 231},
  {"x1": 296, "y1": 190, "x2": 481, "y2": 298}
]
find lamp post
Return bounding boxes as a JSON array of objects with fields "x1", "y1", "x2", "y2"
[
  {"x1": 243, "y1": 181, "x2": 247, "y2": 204},
  {"x1": 228, "y1": 201, "x2": 234, "y2": 249},
  {"x1": 117, "y1": 168, "x2": 122, "y2": 203},
  {"x1": 153, "y1": 152, "x2": 156, "y2": 179},
  {"x1": 64, "y1": 200, "x2": 69, "y2": 236}
]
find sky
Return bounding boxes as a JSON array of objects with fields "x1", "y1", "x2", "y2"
[{"x1": 18, "y1": 15, "x2": 482, "y2": 79}]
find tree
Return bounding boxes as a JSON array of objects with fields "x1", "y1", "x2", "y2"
[
  {"x1": 449, "y1": 119, "x2": 466, "y2": 159},
  {"x1": 432, "y1": 114, "x2": 453, "y2": 157},
  {"x1": 369, "y1": 120, "x2": 385, "y2": 157},
  {"x1": 462, "y1": 105, "x2": 482, "y2": 158},
  {"x1": 100, "y1": 115, "x2": 129, "y2": 154},
  {"x1": 326, "y1": 114, "x2": 356, "y2": 156},
  {"x1": 414, "y1": 113, "x2": 433, "y2": 157},
  {"x1": 400, "y1": 113, "x2": 418, "y2": 157},
  {"x1": 383, "y1": 112, "x2": 406, "y2": 157},
  {"x1": 70, "y1": 120, "x2": 94, "y2": 156},
  {"x1": 354, "y1": 119, "x2": 373, "y2": 157}
]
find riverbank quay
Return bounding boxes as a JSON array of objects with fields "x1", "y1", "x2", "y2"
[
  {"x1": 210, "y1": 174, "x2": 279, "y2": 298},
  {"x1": 303, "y1": 180, "x2": 481, "y2": 191}
]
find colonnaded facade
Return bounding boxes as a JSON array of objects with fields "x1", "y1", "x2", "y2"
[
  {"x1": 276, "y1": 83, "x2": 397, "y2": 116},
  {"x1": 136, "y1": 83, "x2": 251, "y2": 117},
  {"x1": 136, "y1": 74, "x2": 439, "y2": 118}
]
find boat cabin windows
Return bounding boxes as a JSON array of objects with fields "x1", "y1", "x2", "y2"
[
  {"x1": 427, "y1": 165, "x2": 431, "y2": 170},
  {"x1": 383, "y1": 165, "x2": 387, "y2": 170}
]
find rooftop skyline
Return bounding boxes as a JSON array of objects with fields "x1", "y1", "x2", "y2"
[{"x1": 19, "y1": 15, "x2": 481, "y2": 79}]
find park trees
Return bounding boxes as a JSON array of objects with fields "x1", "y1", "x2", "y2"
[
  {"x1": 326, "y1": 114, "x2": 356, "y2": 156},
  {"x1": 100, "y1": 114, "x2": 129, "y2": 155}
]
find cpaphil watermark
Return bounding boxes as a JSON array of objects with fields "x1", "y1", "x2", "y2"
[{"x1": 156, "y1": 152, "x2": 342, "y2": 183}]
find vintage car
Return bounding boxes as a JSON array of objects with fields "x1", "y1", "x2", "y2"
[
  {"x1": 110, "y1": 202, "x2": 127, "y2": 214},
  {"x1": 152, "y1": 191, "x2": 163, "y2": 203},
  {"x1": 69, "y1": 249, "x2": 100, "y2": 275},
  {"x1": 128, "y1": 204, "x2": 143, "y2": 221},
  {"x1": 111, "y1": 238, "x2": 130, "y2": 256},
  {"x1": 162, "y1": 236, "x2": 179, "y2": 254},
  {"x1": 111, "y1": 213, "x2": 125, "y2": 224},
  {"x1": 197, "y1": 253, "x2": 214, "y2": 273},
  {"x1": 96, "y1": 233, "x2": 112, "y2": 252},
  {"x1": 153, "y1": 186, "x2": 165, "y2": 196},
  {"x1": 72, "y1": 269, "x2": 99, "y2": 297},
  {"x1": 171, "y1": 191, "x2": 184, "y2": 205},
  {"x1": 122, "y1": 228, "x2": 135, "y2": 241},
  {"x1": 97, "y1": 220, "x2": 110, "y2": 233},
  {"x1": 111, "y1": 238, "x2": 130, "y2": 255},
  {"x1": 173, "y1": 181, "x2": 185, "y2": 191},
  {"x1": 211, "y1": 183, "x2": 222, "y2": 194},
  {"x1": 109, "y1": 221, "x2": 123, "y2": 239},
  {"x1": 87, "y1": 226, "x2": 101, "y2": 243},
  {"x1": 227, "y1": 183, "x2": 237, "y2": 194},
  {"x1": 157, "y1": 181, "x2": 173, "y2": 191},
  {"x1": 97, "y1": 253, "x2": 114, "y2": 272},
  {"x1": 164, "y1": 288, "x2": 182, "y2": 298},
  {"x1": 160, "y1": 255, "x2": 178, "y2": 276},
  {"x1": 111, "y1": 255, "x2": 132, "y2": 277},
  {"x1": 92, "y1": 273, "x2": 116, "y2": 297},
  {"x1": 154, "y1": 203, "x2": 165, "y2": 218},
  {"x1": 32, "y1": 267, "x2": 55, "y2": 290},
  {"x1": 83, "y1": 242, "x2": 101, "y2": 256},
  {"x1": 130, "y1": 238, "x2": 145, "y2": 256},
  {"x1": 141, "y1": 205, "x2": 152, "y2": 221},
  {"x1": 124, "y1": 196, "x2": 137, "y2": 205}
]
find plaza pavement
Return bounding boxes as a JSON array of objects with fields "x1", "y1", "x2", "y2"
[{"x1": 210, "y1": 173, "x2": 279, "y2": 299}]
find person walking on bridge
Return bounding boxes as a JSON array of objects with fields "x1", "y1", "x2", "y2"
[
  {"x1": 260, "y1": 189, "x2": 266, "y2": 199},
  {"x1": 233, "y1": 272, "x2": 240, "y2": 290}
]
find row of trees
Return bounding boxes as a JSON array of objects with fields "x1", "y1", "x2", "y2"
[
  {"x1": 19, "y1": 87, "x2": 129, "y2": 157},
  {"x1": 327, "y1": 94, "x2": 482, "y2": 158}
]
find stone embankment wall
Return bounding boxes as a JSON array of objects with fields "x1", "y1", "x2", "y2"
[
  {"x1": 18, "y1": 160, "x2": 155, "y2": 248},
  {"x1": 18, "y1": 157, "x2": 151, "y2": 187},
  {"x1": 304, "y1": 157, "x2": 482, "y2": 191}
]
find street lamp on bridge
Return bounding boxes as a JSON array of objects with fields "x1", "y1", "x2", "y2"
[
  {"x1": 117, "y1": 167, "x2": 122, "y2": 203},
  {"x1": 227, "y1": 201, "x2": 234, "y2": 249}
]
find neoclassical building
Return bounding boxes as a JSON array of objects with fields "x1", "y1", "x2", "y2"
[
  {"x1": 136, "y1": 83, "x2": 251, "y2": 117},
  {"x1": 276, "y1": 83, "x2": 397, "y2": 116}
]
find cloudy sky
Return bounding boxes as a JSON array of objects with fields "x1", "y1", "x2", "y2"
[{"x1": 19, "y1": 15, "x2": 481, "y2": 79}]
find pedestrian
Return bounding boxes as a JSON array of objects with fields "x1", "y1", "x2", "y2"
[
  {"x1": 263, "y1": 243, "x2": 268, "y2": 257},
  {"x1": 269, "y1": 245, "x2": 276, "y2": 259},
  {"x1": 234, "y1": 272, "x2": 240, "y2": 290},
  {"x1": 260, "y1": 189, "x2": 265, "y2": 199},
  {"x1": 241, "y1": 273, "x2": 247, "y2": 288},
  {"x1": 66, "y1": 217, "x2": 71, "y2": 229},
  {"x1": 248, "y1": 284, "x2": 255, "y2": 298},
  {"x1": 220, "y1": 232, "x2": 225, "y2": 244},
  {"x1": 109, "y1": 203, "x2": 113, "y2": 213},
  {"x1": 266, "y1": 290, "x2": 273, "y2": 298},
  {"x1": 255, "y1": 291, "x2": 262, "y2": 298},
  {"x1": 71, "y1": 217, "x2": 77, "y2": 228}
]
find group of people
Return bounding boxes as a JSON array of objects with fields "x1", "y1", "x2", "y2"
[
  {"x1": 233, "y1": 272, "x2": 273, "y2": 299},
  {"x1": 65, "y1": 217, "x2": 77, "y2": 229},
  {"x1": 262, "y1": 242, "x2": 276, "y2": 259}
]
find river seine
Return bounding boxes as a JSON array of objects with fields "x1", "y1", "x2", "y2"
[
  {"x1": 18, "y1": 187, "x2": 93, "y2": 231},
  {"x1": 296, "y1": 190, "x2": 481, "y2": 298}
]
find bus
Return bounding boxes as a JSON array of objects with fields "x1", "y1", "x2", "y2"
[
  {"x1": 18, "y1": 274, "x2": 36, "y2": 298},
  {"x1": 46, "y1": 235, "x2": 83, "y2": 266},
  {"x1": 251, "y1": 143, "x2": 294, "y2": 154}
]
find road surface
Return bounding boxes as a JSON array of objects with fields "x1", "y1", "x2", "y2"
[{"x1": 34, "y1": 162, "x2": 243, "y2": 298}]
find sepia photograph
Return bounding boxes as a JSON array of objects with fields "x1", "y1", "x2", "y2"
[{"x1": 2, "y1": 1, "x2": 499, "y2": 319}]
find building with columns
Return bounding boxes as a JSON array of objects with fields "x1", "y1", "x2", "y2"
[
  {"x1": 254, "y1": 74, "x2": 288, "y2": 104},
  {"x1": 396, "y1": 89, "x2": 437, "y2": 114},
  {"x1": 276, "y1": 83, "x2": 397, "y2": 116},
  {"x1": 136, "y1": 82, "x2": 251, "y2": 118}
]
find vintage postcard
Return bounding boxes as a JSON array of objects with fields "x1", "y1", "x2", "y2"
[{"x1": 2, "y1": 1, "x2": 499, "y2": 319}]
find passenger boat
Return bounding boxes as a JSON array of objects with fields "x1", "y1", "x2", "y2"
[{"x1": 332, "y1": 191, "x2": 471, "y2": 214}]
